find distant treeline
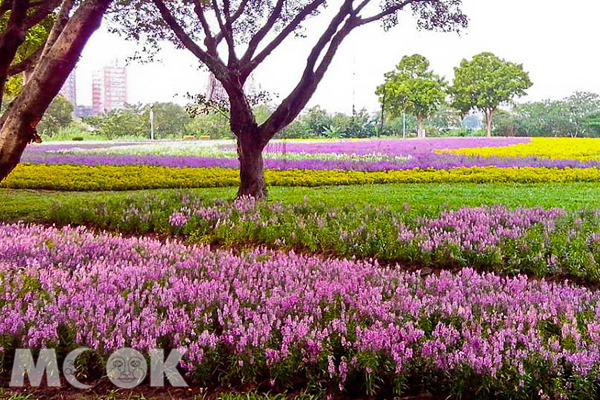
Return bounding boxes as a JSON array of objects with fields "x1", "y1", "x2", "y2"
[{"x1": 34, "y1": 92, "x2": 600, "y2": 141}]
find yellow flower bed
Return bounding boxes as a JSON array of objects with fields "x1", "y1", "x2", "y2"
[
  {"x1": 3, "y1": 164, "x2": 600, "y2": 191},
  {"x1": 438, "y1": 137, "x2": 600, "y2": 161}
]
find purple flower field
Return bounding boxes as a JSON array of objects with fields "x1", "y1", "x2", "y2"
[
  {"x1": 2, "y1": 222, "x2": 600, "y2": 395},
  {"x1": 260, "y1": 137, "x2": 532, "y2": 155},
  {"x1": 20, "y1": 138, "x2": 600, "y2": 170}
]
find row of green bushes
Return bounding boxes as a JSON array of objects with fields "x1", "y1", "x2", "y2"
[{"x1": 6, "y1": 165, "x2": 600, "y2": 191}]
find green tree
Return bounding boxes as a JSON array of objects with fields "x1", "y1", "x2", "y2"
[
  {"x1": 87, "y1": 106, "x2": 146, "y2": 139},
  {"x1": 427, "y1": 103, "x2": 462, "y2": 135},
  {"x1": 144, "y1": 102, "x2": 192, "y2": 137},
  {"x1": 37, "y1": 95, "x2": 73, "y2": 136},
  {"x1": 561, "y1": 92, "x2": 600, "y2": 137},
  {"x1": 112, "y1": 0, "x2": 467, "y2": 198},
  {"x1": 450, "y1": 52, "x2": 532, "y2": 138},
  {"x1": 377, "y1": 54, "x2": 446, "y2": 138},
  {"x1": 587, "y1": 112, "x2": 600, "y2": 136}
]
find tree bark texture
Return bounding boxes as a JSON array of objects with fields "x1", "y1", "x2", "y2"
[
  {"x1": 237, "y1": 138, "x2": 267, "y2": 199},
  {"x1": 0, "y1": 0, "x2": 112, "y2": 183}
]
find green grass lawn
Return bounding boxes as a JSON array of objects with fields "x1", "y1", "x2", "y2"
[{"x1": 1, "y1": 181, "x2": 598, "y2": 222}]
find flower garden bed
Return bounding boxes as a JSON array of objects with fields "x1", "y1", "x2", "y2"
[{"x1": 1, "y1": 223, "x2": 600, "y2": 398}]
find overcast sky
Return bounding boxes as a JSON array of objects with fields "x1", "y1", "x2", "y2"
[{"x1": 75, "y1": 0, "x2": 600, "y2": 114}]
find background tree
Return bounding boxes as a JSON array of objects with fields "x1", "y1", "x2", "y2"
[
  {"x1": 450, "y1": 52, "x2": 532, "y2": 138},
  {"x1": 587, "y1": 112, "x2": 600, "y2": 136},
  {"x1": 86, "y1": 106, "x2": 147, "y2": 139},
  {"x1": 560, "y1": 92, "x2": 600, "y2": 137},
  {"x1": 112, "y1": 0, "x2": 467, "y2": 198},
  {"x1": 376, "y1": 54, "x2": 446, "y2": 138},
  {"x1": 427, "y1": 103, "x2": 462, "y2": 135},
  {"x1": 143, "y1": 102, "x2": 192, "y2": 137},
  {"x1": 36, "y1": 95, "x2": 73, "y2": 136},
  {"x1": 0, "y1": 0, "x2": 114, "y2": 181}
]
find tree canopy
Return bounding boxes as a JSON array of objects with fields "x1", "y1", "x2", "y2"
[
  {"x1": 376, "y1": 54, "x2": 446, "y2": 138},
  {"x1": 450, "y1": 52, "x2": 532, "y2": 138}
]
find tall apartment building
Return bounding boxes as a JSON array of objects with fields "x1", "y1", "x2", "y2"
[
  {"x1": 92, "y1": 63, "x2": 128, "y2": 114},
  {"x1": 92, "y1": 71, "x2": 103, "y2": 115},
  {"x1": 59, "y1": 70, "x2": 77, "y2": 106}
]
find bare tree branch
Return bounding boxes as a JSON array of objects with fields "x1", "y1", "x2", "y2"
[
  {"x1": 240, "y1": 0, "x2": 285, "y2": 65},
  {"x1": 258, "y1": 0, "x2": 356, "y2": 137},
  {"x1": 38, "y1": 0, "x2": 75, "y2": 60},
  {"x1": 192, "y1": 0, "x2": 218, "y2": 55},
  {"x1": 357, "y1": 0, "x2": 421, "y2": 25},
  {"x1": 228, "y1": 0, "x2": 250, "y2": 23},
  {"x1": 241, "y1": 0, "x2": 327, "y2": 79},
  {"x1": 213, "y1": 0, "x2": 251, "y2": 44},
  {"x1": 211, "y1": 0, "x2": 238, "y2": 65},
  {"x1": 152, "y1": 0, "x2": 227, "y2": 78}
]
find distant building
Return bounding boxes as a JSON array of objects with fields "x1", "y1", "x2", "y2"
[
  {"x1": 205, "y1": 72, "x2": 258, "y2": 102},
  {"x1": 206, "y1": 73, "x2": 228, "y2": 102},
  {"x1": 92, "y1": 63, "x2": 128, "y2": 114},
  {"x1": 103, "y1": 65, "x2": 127, "y2": 111},
  {"x1": 59, "y1": 70, "x2": 77, "y2": 106},
  {"x1": 75, "y1": 105, "x2": 95, "y2": 118},
  {"x1": 92, "y1": 71, "x2": 103, "y2": 115}
]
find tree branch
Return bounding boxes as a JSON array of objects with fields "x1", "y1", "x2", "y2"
[
  {"x1": 38, "y1": 0, "x2": 75, "y2": 61},
  {"x1": 258, "y1": 0, "x2": 356, "y2": 138},
  {"x1": 23, "y1": 0, "x2": 62, "y2": 31},
  {"x1": 152, "y1": 0, "x2": 227, "y2": 78},
  {"x1": 8, "y1": 45, "x2": 43, "y2": 75},
  {"x1": 213, "y1": 0, "x2": 250, "y2": 45},
  {"x1": 192, "y1": 0, "x2": 218, "y2": 55},
  {"x1": 240, "y1": 0, "x2": 285, "y2": 65},
  {"x1": 357, "y1": 0, "x2": 420, "y2": 25},
  {"x1": 241, "y1": 0, "x2": 327, "y2": 79},
  {"x1": 211, "y1": 0, "x2": 238, "y2": 65}
]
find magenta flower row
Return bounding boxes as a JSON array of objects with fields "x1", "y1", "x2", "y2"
[{"x1": 1, "y1": 223, "x2": 600, "y2": 391}]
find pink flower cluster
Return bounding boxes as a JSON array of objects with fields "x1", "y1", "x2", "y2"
[
  {"x1": 1, "y1": 223, "x2": 600, "y2": 393},
  {"x1": 408, "y1": 206, "x2": 566, "y2": 252}
]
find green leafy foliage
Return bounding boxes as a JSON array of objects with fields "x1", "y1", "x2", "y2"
[
  {"x1": 492, "y1": 92, "x2": 600, "y2": 137},
  {"x1": 450, "y1": 52, "x2": 532, "y2": 136},
  {"x1": 450, "y1": 52, "x2": 532, "y2": 115},
  {"x1": 376, "y1": 54, "x2": 447, "y2": 136},
  {"x1": 0, "y1": 13, "x2": 54, "y2": 97},
  {"x1": 37, "y1": 96, "x2": 74, "y2": 137}
]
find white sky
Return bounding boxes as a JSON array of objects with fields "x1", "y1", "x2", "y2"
[{"x1": 76, "y1": 0, "x2": 600, "y2": 114}]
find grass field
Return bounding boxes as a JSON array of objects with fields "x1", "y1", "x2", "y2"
[{"x1": 1, "y1": 181, "x2": 596, "y2": 221}]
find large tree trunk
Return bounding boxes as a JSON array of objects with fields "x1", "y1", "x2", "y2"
[
  {"x1": 0, "y1": 0, "x2": 112, "y2": 182},
  {"x1": 236, "y1": 136, "x2": 267, "y2": 199},
  {"x1": 484, "y1": 109, "x2": 494, "y2": 138}
]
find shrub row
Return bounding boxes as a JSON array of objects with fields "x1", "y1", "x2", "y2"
[
  {"x1": 48, "y1": 192, "x2": 600, "y2": 283},
  {"x1": 6, "y1": 164, "x2": 600, "y2": 190}
]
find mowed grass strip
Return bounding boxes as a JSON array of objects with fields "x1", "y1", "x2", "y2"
[{"x1": 1, "y1": 181, "x2": 599, "y2": 222}]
